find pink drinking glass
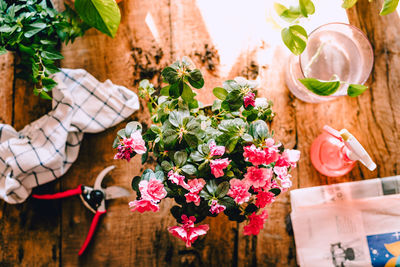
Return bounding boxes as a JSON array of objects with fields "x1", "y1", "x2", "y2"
[{"x1": 285, "y1": 23, "x2": 374, "y2": 103}]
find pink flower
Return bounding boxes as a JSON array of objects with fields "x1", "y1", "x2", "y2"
[
  {"x1": 227, "y1": 178, "x2": 251, "y2": 204},
  {"x1": 273, "y1": 166, "x2": 288, "y2": 178},
  {"x1": 279, "y1": 174, "x2": 293, "y2": 189},
  {"x1": 210, "y1": 158, "x2": 231, "y2": 178},
  {"x1": 168, "y1": 170, "x2": 190, "y2": 190},
  {"x1": 168, "y1": 215, "x2": 210, "y2": 247},
  {"x1": 276, "y1": 149, "x2": 300, "y2": 168},
  {"x1": 243, "y1": 144, "x2": 267, "y2": 166},
  {"x1": 185, "y1": 192, "x2": 201, "y2": 206},
  {"x1": 114, "y1": 131, "x2": 147, "y2": 161},
  {"x1": 244, "y1": 166, "x2": 273, "y2": 189},
  {"x1": 255, "y1": 191, "x2": 275, "y2": 208},
  {"x1": 243, "y1": 210, "x2": 268, "y2": 236},
  {"x1": 244, "y1": 92, "x2": 255, "y2": 108},
  {"x1": 209, "y1": 199, "x2": 226, "y2": 214},
  {"x1": 187, "y1": 178, "x2": 206, "y2": 193},
  {"x1": 139, "y1": 178, "x2": 167, "y2": 202},
  {"x1": 209, "y1": 141, "x2": 225, "y2": 156},
  {"x1": 129, "y1": 199, "x2": 159, "y2": 213}
]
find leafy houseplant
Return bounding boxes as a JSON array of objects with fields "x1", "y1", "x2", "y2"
[
  {"x1": 0, "y1": 0, "x2": 88, "y2": 99},
  {"x1": 113, "y1": 58, "x2": 300, "y2": 247},
  {"x1": 275, "y1": 0, "x2": 399, "y2": 97},
  {"x1": 0, "y1": 0, "x2": 121, "y2": 99}
]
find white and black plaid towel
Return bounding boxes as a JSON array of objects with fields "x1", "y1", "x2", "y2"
[{"x1": 0, "y1": 69, "x2": 139, "y2": 204}]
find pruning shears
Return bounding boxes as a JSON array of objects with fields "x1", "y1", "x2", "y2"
[{"x1": 32, "y1": 166, "x2": 130, "y2": 256}]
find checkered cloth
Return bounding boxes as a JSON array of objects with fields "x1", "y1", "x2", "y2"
[{"x1": 0, "y1": 69, "x2": 139, "y2": 204}]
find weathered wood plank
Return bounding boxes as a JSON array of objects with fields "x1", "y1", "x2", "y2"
[
  {"x1": 0, "y1": 54, "x2": 59, "y2": 266},
  {"x1": 58, "y1": 0, "x2": 187, "y2": 266}
]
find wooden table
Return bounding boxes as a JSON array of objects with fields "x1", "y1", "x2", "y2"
[{"x1": 0, "y1": 0, "x2": 399, "y2": 266}]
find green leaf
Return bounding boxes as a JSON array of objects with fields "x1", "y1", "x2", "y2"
[
  {"x1": 160, "y1": 85, "x2": 170, "y2": 96},
  {"x1": 299, "y1": 78, "x2": 341, "y2": 96},
  {"x1": 42, "y1": 77, "x2": 58, "y2": 90},
  {"x1": 226, "y1": 136, "x2": 240, "y2": 153},
  {"x1": 181, "y1": 164, "x2": 196, "y2": 175},
  {"x1": 161, "y1": 161, "x2": 173, "y2": 172},
  {"x1": 18, "y1": 44, "x2": 35, "y2": 56},
  {"x1": 117, "y1": 129, "x2": 127, "y2": 138},
  {"x1": 161, "y1": 66, "x2": 179, "y2": 84},
  {"x1": 190, "y1": 151, "x2": 205, "y2": 162},
  {"x1": 125, "y1": 121, "x2": 142, "y2": 136},
  {"x1": 380, "y1": 0, "x2": 399, "y2": 15},
  {"x1": 275, "y1": 4, "x2": 302, "y2": 23},
  {"x1": 213, "y1": 87, "x2": 228, "y2": 100},
  {"x1": 183, "y1": 134, "x2": 198, "y2": 148},
  {"x1": 154, "y1": 171, "x2": 165, "y2": 182},
  {"x1": 342, "y1": 0, "x2": 358, "y2": 8},
  {"x1": 169, "y1": 81, "x2": 182, "y2": 99},
  {"x1": 281, "y1": 25, "x2": 308, "y2": 55},
  {"x1": 250, "y1": 120, "x2": 269, "y2": 140},
  {"x1": 40, "y1": 91, "x2": 52, "y2": 100},
  {"x1": 274, "y1": 3, "x2": 288, "y2": 16},
  {"x1": 41, "y1": 51, "x2": 64, "y2": 60},
  {"x1": 181, "y1": 82, "x2": 197, "y2": 103},
  {"x1": 174, "y1": 151, "x2": 188, "y2": 167},
  {"x1": 131, "y1": 176, "x2": 141, "y2": 192},
  {"x1": 347, "y1": 84, "x2": 368, "y2": 97},
  {"x1": 188, "y1": 69, "x2": 204, "y2": 89},
  {"x1": 299, "y1": 0, "x2": 315, "y2": 17},
  {"x1": 215, "y1": 181, "x2": 230, "y2": 198},
  {"x1": 75, "y1": 0, "x2": 121, "y2": 38},
  {"x1": 24, "y1": 22, "x2": 47, "y2": 38},
  {"x1": 270, "y1": 188, "x2": 281, "y2": 196},
  {"x1": 168, "y1": 111, "x2": 182, "y2": 127}
]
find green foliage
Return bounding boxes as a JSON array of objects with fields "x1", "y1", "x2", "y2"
[
  {"x1": 347, "y1": 83, "x2": 368, "y2": 97},
  {"x1": 299, "y1": 77, "x2": 369, "y2": 97},
  {"x1": 75, "y1": 0, "x2": 121, "y2": 38},
  {"x1": 299, "y1": 78, "x2": 341, "y2": 96},
  {"x1": 380, "y1": 0, "x2": 399, "y2": 15},
  {"x1": 121, "y1": 58, "x2": 277, "y2": 223},
  {"x1": 0, "y1": 0, "x2": 88, "y2": 98},
  {"x1": 281, "y1": 25, "x2": 308, "y2": 55}
]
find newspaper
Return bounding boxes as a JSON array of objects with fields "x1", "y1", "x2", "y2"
[{"x1": 290, "y1": 176, "x2": 400, "y2": 267}]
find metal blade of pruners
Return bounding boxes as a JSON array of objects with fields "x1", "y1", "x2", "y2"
[{"x1": 104, "y1": 186, "x2": 131, "y2": 200}]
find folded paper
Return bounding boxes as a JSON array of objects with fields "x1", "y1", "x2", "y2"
[{"x1": 0, "y1": 69, "x2": 139, "y2": 203}]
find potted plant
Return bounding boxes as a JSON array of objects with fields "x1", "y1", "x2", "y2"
[{"x1": 113, "y1": 57, "x2": 300, "y2": 247}]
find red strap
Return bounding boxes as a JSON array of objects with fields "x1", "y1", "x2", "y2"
[
  {"x1": 78, "y1": 210, "x2": 106, "y2": 256},
  {"x1": 32, "y1": 185, "x2": 83, "y2": 199}
]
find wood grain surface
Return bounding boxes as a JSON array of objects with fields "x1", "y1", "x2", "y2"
[{"x1": 0, "y1": 0, "x2": 399, "y2": 266}]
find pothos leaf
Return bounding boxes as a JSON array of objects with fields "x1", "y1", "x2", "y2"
[
  {"x1": 347, "y1": 84, "x2": 368, "y2": 97},
  {"x1": 281, "y1": 25, "x2": 308, "y2": 55},
  {"x1": 75, "y1": 0, "x2": 121, "y2": 38},
  {"x1": 380, "y1": 0, "x2": 399, "y2": 15},
  {"x1": 299, "y1": 78, "x2": 341, "y2": 96},
  {"x1": 342, "y1": 0, "x2": 358, "y2": 9},
  {"x1": 299, "y1": 0, "x2": 315, "y2": 17}
]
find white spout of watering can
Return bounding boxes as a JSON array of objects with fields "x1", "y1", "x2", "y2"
[{"x1": 339, "y1": 129, "x2": 377, "y2": 171}]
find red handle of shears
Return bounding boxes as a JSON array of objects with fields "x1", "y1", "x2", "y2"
[
  {"x1": 32, "y1": 185, "x2": 83, "y2": 199},
  {"x1": 78, "y1": 210, "x2": 106, "y2": 256}
]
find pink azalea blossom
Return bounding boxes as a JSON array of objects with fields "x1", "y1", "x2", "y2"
[
  {"x1": 243, "y1": 210, "x2": 269, "y2": 236},
  {"x1": 273, "y1": 166, "x2": 288, "y2": 178},
  {"x1": 168, "y1": 170, "x2": 190, "y2": 190},
  {"x1": 139, "y1": 178, "x2": 167, "y2": 202},
  {"x1": 209, "y1": 199, "x2": 226, "y2": 214},
  {"x1": 244, "y1": 166, "x2": 273, "y2": 189},
  {"x1": 187, "y1": 178, "x2": 206, "y2": 193},
  {"x1": 210, "y1": 158, "x2": 231, "y2": 178},
  {"x1": 280, "y1": 174, "x2": 293, "y2": 189},
  {"x1": 243, "y1": 144, "x2": 266, "y2": 166},
  {"x1": 185, "y1": 192, "x2": 201, "y2": 206},
  {"x1": 244, "y1": 92, "x2": 255, "y2": 108},
  {"x1": 255, "y1": 191, "x2": 276, "y2": 208},
  {"x1": 209, "y1": 141, "x2": 225, "y2": 156},
  {"x1": 276, "y1": 149, "x2": 300, "y2": 168},
  {"x1": 129, "y1": 199, "x2": 159, "y2": 213},
  {"x1": 114, "y1": 131, "x2": 147, "y2": 161},
  {"x1": 227, "y1": 178, "x2": 251, "y2": 204},
  {"x1": 168, "y1": 215, "x2": 210, "y2": 247}
]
